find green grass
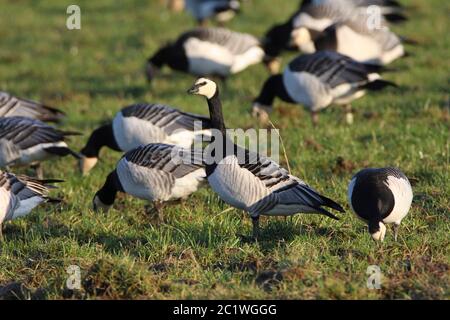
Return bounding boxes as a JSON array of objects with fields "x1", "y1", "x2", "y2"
[{"x1": 0, "y1": 0, "x2": 448, "y2": 300}]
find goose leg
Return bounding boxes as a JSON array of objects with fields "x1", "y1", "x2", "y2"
[
  {"x1": 345, "y1": 104, "x2": 354, "y2": 125},
  {"x1": 32, "y1": 163, "x2": 44, "y2": 179},
  {"x1": 251, "y1": 216, "x2": 260, "y2": 239},
  {"x1": 311, "y1": 111, "x2": 319, "y2": 126},
  {"x1": 393, "y1": 223, "x2": 400, "y2": 241},
  {"x1": 153, "y1": 201, "x2": 165, "y2": 222},
  {"x1": 0, "y1": 224, "x2": 3, "y2": 241}
]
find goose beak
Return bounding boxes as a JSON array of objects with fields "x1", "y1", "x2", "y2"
[{"x1": 187, "y1": 84, "x2": 200, "y2": 94}]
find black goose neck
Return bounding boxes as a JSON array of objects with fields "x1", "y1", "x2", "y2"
[
  {"x1": 255, "y1": 74, "x2": 293, "y2": 105},
  {"x1": 96, "y1": 170, "x2": 123, "y2": 206},
  {"x1": 207, "y1": 89, "x2": 226, "y2": 135}
]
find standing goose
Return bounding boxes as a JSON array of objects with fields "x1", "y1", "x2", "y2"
[
  {"x1": 0, "y1": 91, "x2": 65, "y2": 123},
  {"x1": 348, "y1": 167, "x2": 413, "y2": 241},
  {"x1": 0, "y1": 170, "x2": 62, "y2": 238},
  {"x1": 188, "y1": 77, "x2": 345, "y2": 238},
  {"x1": 252, "y1": 51, "x2": 396, "y2": 125},
  {"x1": 93, "y1": 143, "x2": 206, "y2": 220},
  {"x1": 0, "y1": 117, "x2": 81, "y2": 178},
  {"x1": 146, "y1": 27, "x2": 279, "y2": 83},
  {"x1": 79, "y1": 103, "x2": 211, "y2": 175}
]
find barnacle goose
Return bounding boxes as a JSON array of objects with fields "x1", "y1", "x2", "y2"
[
  {"x1": 252, "y1": 51, "x2": 396, "y2": 125},
  {"x1": 146, "y1": 27, "x2": 279, "y2": 82},
  {"x1": 188, "y1": 77, "x2": 345, "y2": 238},
  {"x1": 0, "y1": 170, "x2": 61, "y2": 238},
  {"x1": 184, "y1": 0, "x2": 241, "y2": 25},
  {"x1": 348, "y1": 167, "x2": 413, "y2": 241},
  {"x1": 79, "y1": 103, "x2": 211, "y2": 175},
  {"x1": 93, "y1": 143, "x2": 206, "y2": 219},
  {"x1": 262, "y1": 0, "x2": 406, "y2": 60},
  {"x1": 291, "y1": 0, "x2": 406, "y2": 64},
  {"x1": 0, "y1": 91, "x2": 65, "y2": 123},
  {"x1": 0, "y1": 117, "x2": 81, "y2": 178}
]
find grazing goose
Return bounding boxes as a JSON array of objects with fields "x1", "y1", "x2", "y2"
[
  {"x1": 93, "y1": 143, "x2": 206, "y2": 220},
  {"x1": 292, "y1": 16, "x2": 405, "y2": 65},
  {"x1": 0, "y1": 91, "x2": 65, "y2": 123},
  {"x1": 0, "y1": 170, "x2": 61, "y2": 238},
  {"x1": 0, "y1": 117, "x2": 81, "y2": 178},
  {"x1": 252, "y1": 51, "x2": 396, "y2": 125},
  {"x1": 188, "y1": 77, "x2": 345, "y2": 238},
  {"x1": 146, "y1": 27, "x2": 279, "y2": 83},
  {"x1": 348, "y1": 167, "x2": 413, "y2": 241},
  {"x1": 79, "y1": 103, "x2": 211, "y2": 175},
  {"x1": 184, "y1": 0, "x2": 241, "y2": 25},
  {"x1": 292, "y1": 1, "x2": 406, "y2": 64}
]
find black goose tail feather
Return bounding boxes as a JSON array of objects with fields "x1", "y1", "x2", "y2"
[
  {"x1": 363, "y1": 79, "x2": 398, "y2": 91},
  {"x1": 384, "y1": 13, "x2": 408, "y2": 24},
  {"x1": 316, "y1": 207, "x2": 340, "y2": 220},
  {"x1": 61, "y1": 131, "x2": 83, "y2": 136},
  {"x1": 319, "y1": 195, "x2": 345, "y2": 213},
  {"x1": 39, "y1": 106, "x2": 66, "y2": 123},
  {"x1": 44, "y1": 146, "x2": 82, "y2": 159},
  {"x1": 46, "y1": 197, "x2": 63, "y2": 203}
]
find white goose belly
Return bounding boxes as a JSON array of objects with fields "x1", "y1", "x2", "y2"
[{"x1": 184, "y1": 38, "x2": 233, "y2": 77}]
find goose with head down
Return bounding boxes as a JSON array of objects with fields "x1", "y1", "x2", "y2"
[
  {"x1": 93, "y1": 143, "x2": 206, "y2": 221},
  {"x1": 348, "y1": 167, "x2": 413, "y2": 242},
  {"x1": 146, "y1": 27, "x2": 279, "y2": 83},
  {"x1": 252, "y1": 51, "x2": 396, "y2": 125},
  {"x1": 79, "y1": 103, "x2": 211, "y2": 175},
  {"x1": 0, "y1": 117, "x2": 80, "y2": 178},
  {"x1": 0, "y1": 91, "x2": 65, "y2": 123},
  {"x1": 188, "y1": 77, "x2": 345, "y2": 238},
  {"x1": 0, "y1": 170, "x2": 62, "y2": 239}
]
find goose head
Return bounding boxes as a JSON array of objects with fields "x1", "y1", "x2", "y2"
[
  {"x1": 291, "y1": 27, "x2": 316, "y2": 53},
  {"x1": 79, "y1": 155, "x2": 98, "y2": 175},
  {"x1": 93, "y1": 194, "x2": 112, "y2": 213},
  {"x1": 187, "y1": 78, "x2": 218, "y2": 99}
]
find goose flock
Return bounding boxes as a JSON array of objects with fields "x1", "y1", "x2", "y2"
[{"x1": 0, "y1": 0, "x2": 417, "y2": 243}]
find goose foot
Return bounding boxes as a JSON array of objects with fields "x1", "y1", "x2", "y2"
[
  {"x1": 345, "y1": 104, "x2": 354, "y2": 125},
  {"x1": 32, "y1": 164, "x2": 44, "y2": 179},
  {"x1": 393, "y1": 224, "x2": 400, "y2": 241},
  {"x1": 311, "y1": 112, "x2": 319, "y2": 126}
]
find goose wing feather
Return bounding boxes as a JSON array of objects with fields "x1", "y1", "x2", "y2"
[
  {"x1": 121, "y1": 103, "x2": 211, "y2": 135},
  {"x1": 124, "y1": 143, "x2": 205, "y2": 179},
  {"x1": 288, "y1": 51, "x2": 378, "y2": 88},
  {"x1": 0, "y1": 117, "x2": 65, "y2": 150},
  {"x1": 180, "y1": 28, "x2": 260, "y2": 56}
]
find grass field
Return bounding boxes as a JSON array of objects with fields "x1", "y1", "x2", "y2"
[{"x1": 0, "y1": 0, "x2": 448, "y2": 300}]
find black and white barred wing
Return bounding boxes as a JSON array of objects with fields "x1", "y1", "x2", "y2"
[
  {"x1": 124, "y1": 143, "x2": 205, "y2": 179},
  {"x1": 288, "y1": 51, "x2": 378, "y2": 88},
  {"x1": 0, "y1": 92, "x2": 64, "y2": 122},
  {"x1": 0, "y1": 117, "x2": 65, "y2": 149},
  {"x1": 240, "y1": 150, "x2": 344, "y2": 217},
  {"x1": 121, "y1": 103, "x2": 211, "y2": 136}
]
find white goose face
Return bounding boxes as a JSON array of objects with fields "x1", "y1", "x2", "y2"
[
  {"x1": 93, "y1": 195, "x2": 112, "y2": 212},
  {"x1": 371, "y1": 222, "x2": 387, "y2": 242},
  {"x1": 187, "y1": 78, "x2": 217, "y2": 99},
  {"x1": 291, "y1": 27, "x2": 315, "y2": 53}
]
